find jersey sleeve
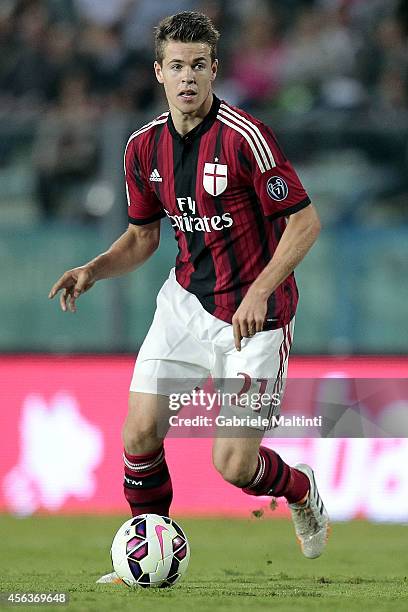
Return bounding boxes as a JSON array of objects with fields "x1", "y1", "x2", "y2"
[
  {"x1": 124, "y1": 137, "x2": 165, "y2": 225},
  {"x1": 242, "y1": 125, "x2": 311, "y2": 220}
]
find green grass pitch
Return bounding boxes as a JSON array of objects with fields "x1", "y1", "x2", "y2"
[{"x1": 1, "y1": 515, "x2": 407, "y2": 611}]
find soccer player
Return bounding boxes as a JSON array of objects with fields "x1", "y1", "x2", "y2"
[{"x1": 49, "y1": 11, "x2": 329, "y2": 582}]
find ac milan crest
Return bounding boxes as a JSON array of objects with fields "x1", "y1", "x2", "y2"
[{"x1": 203, "y1": 163, "x2": 228, "y2": 196}]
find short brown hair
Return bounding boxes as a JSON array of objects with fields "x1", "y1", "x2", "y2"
[{"x1": 155, "y1": 11, "x2": 220, "y2": 64}]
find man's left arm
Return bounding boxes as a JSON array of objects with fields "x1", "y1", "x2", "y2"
[{"x1": 232, "y1": 204, "x2": 320, "y2": 350}]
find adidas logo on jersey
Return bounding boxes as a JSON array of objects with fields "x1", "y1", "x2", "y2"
[{"x1": 149, "y1": 169, "x2": 163, "y2": 182}]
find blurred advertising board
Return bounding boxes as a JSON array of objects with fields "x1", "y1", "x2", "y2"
[{"x1": 1, "y1": 356, "x2": 407, "y2": 521}]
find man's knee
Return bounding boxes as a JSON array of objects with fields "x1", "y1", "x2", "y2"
[
  {"x1": 122, "y1": 393, "x2": 163, "y2": 455},
  {"x1": 122, "y1": 420, "x2": 161, "y2": 455},
  {"x1": 212, "y1": 448, "x2": 256, "y2": 487}
]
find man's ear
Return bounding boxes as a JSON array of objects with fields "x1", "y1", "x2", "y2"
[
  {"x1": 154, "y1": 61, "x2": 164, "y2": 84},
  {"x1": 211, "y1": 59, "x2": 218, "y2": 82}
]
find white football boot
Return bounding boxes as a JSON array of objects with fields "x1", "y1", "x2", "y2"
[
  {"x1": 96, "y1": 571, "x2": 123, "y2": 584},
  {"x1": 288, "y1": 463, "x2": 330, "y2": 559}
]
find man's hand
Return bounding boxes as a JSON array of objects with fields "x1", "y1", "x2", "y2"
[
  {"x1": 48, "y1": 266, "x2": 96, "y2": 313},
  {"x1": 232, "y1": 288, "x2": 268, "y2": 351}
]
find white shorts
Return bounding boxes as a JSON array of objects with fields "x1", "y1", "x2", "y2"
[{"x1": 130, "y1": 269, "x2": 294, "y2": 428}]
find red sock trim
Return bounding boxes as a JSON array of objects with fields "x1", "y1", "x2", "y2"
[
  {"x1": 242, "y1": 446, "x2": 310, "y2": 503},
  {"x1": 124, "y1": 445, "x2": 163, "y2": 463}
]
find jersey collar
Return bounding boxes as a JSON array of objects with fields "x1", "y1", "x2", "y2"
[{"x1": 167, "y1": 94, "x2": 221, "y2": 142}]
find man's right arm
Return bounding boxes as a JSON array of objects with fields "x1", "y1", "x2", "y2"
[
  {"x1": 48, "y1": 220, "x2": 160, "y2": 312},
  {"x1": 88, "y1": 220, "x2": 160, "y2": 280}
]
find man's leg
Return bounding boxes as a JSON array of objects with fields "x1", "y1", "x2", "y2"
[
  {"x1": 120, "y1": 267, "x2": 211, "y2": 518},
  {"x1": 97, "y1": 391, "x2": 173, "y2": 583},
  {"x1": 212, "y1": 435, "x2": 309, "y2": 503},
  {"x1": 212, "y1": 434, "x2": 329, "y2": 559},
  {"x1": 122, "y1": 391, "x2": 173, "y2": 517},
  {"x1": 210, "y1": 317, "x2": 329, "y2": 559},
  {"x1": 211, "y1": 321, "x2": 308, "y2": 500}
]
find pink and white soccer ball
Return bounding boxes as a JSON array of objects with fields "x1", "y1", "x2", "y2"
[{"x1": 110, "y1": 514, "x2": 190, "y2": 588}]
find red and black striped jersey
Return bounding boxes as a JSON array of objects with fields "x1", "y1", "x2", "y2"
[{"x1": 124, "y1": 95, "x2": 311, "y2": 329}]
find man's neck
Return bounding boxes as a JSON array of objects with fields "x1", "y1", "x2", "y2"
[{"x1": 170, "y1": 91, "x2": 214, "y2": 137}]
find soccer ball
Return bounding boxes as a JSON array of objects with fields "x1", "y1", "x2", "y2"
[{"x1": 110, "y1": 514, "x2": 190, "y2": 588}]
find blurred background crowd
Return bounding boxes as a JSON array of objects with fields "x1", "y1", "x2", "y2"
[
  {"x1": 1, "y1": 0, "x2": 407, "y2": 354},
  {"x1": 2, "y1": 0, "x2": 408, "y2": 118}
]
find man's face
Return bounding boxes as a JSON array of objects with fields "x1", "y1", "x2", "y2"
[{"x1": 154, "y1": 41, "x2": 218, "y2": 115}]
